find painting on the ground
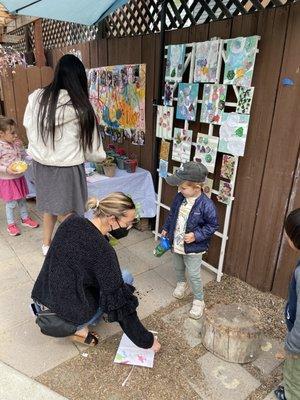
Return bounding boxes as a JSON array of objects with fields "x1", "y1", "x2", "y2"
[
  {"x1": 218, "y1": 112, "x2": 250, "y2": 157},
  {"x1": 159, "y1": 159, "x2": 168, "y2": 178},
  {"x1": 172, "y1": 128, "x2": 193, "y2": 163},
  {"x1": 160, "y1": 140, "x2": 170, "y2": 161},
  {"x1": 200, "y1": 84, "x2": 227, "y2": 125},
  {"x1": 220, "y1": 155, "x2": 236, "y2": 180},
  {"x1": 203, "y1": 178, "x2": 214, "y2": 198},
  {"x1": 156, "y1": 105, "x2": 174, "y2": 139},
  {"x1": 218, "y1": 180, "x2": 232, "y2": 204},
  {"x1": 89, "y1": 64, "x2": 146, "y2": 131},
  {"x1": 176, "y1": 83, "x2": 199, "y2": 121},
  {"x1": 114, "y1": 334, "x2": 155, "y2": 368},
  {"x1": 194, "y1": 133, "x2": 219, "y2": 173},
  {"x1": 237, "y1": 87, "x2": 254, "y2": 114},
  {"x1": 223, "y1": 36, "x2": 259, "y2": 87},
  {"x1": 194, "y1": 40, "x2": 220, "y2": 83},
  {"x1": 164, "y1": 82, "x2": 174, "y2": 106},
  {"x1": 165, "y1": 44, "x2": 186, "y2": 82}
]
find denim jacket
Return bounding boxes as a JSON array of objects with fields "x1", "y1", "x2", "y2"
[
  {"x1": 285, "y1": 260, "x2": 300, "y2": 354},
  {"x1": 162, "y1": 192, "x2": 219, "y2": 254}
]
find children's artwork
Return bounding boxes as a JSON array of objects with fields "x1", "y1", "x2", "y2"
[
  {"x1": 176, "y1": 83, "x2": 199, "y2": 121},
  {"x1": 172, "y1": 128, "x2": 193, "y2": 163},
  {"x1": 160, "y1": 140, "x2": 170, "y2": 161},
  {"x1": 194, "y1": 133, "x2": 219, "y2": 173},
  {"x1": 194, "y1": 40, "x2": 220, "y2": 83},
  {"x1": 111, "y1": 129, "x2": 124, "y2": 144},
  {"x1": 88, "y1": 69, "x2": 99, "y2": 99},
  {"x1": 223, "y1": 36, "x2": 259, "y2": 87},
  {"x1": 200, "y1": 84, "x2": 227, "y2": 125},
  {"x1": 218, "y1": 113, "x2": 250, "y2": 157},
  {"x1": 89, "y1": 64, "x2": 146, "y2": 131},
  {"x1": 131, "y1": 129, "x2": 145, "y2": 145},
  {"x1": 203, "y1": 178, "x2": 214, "y2": 198},
  {"x1": 236, "y1": 87, "x2": 254, "y2": 114},
  {"x1": 156, "y1": 106, "x2": 174, "y2": 139},
  {"x1": 164, "y1": 82, "x2": 174, "y2": 106},
  {"x1": 165, "y1": 44, "x2": 186, "y2": 82},
  {"x1": 221, "y1": 155, "x2": 236, "y2": 180},
  {"x1": 114, "y1": 333, "x2": 155, "y2": 368},
  {"x1": 159, "y1": 159, "x2": 168, "y2": 178},
  {"x1": 218, "y1": 180, "x2": 232, "y2": 204}
]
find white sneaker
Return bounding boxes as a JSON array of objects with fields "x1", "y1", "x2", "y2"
[
  {"x1": 42, "y1": 244, "x2": 50, "y2": 256},
  {"x1": 173, "y1": 282, "x2": 188, "y2": 299},
  {"x1": 189, "y1": 299, "x2": 205, "y2": 319}
]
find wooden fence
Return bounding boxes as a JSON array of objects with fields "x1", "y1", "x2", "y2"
[{"x1": 1, "y1": 3, "x2": 299, "y2": 298}]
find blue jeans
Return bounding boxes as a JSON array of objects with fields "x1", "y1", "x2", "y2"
[
  {"x1": 173, "y1": 253, "x2": 203, "y2": 300},
  {"x1": 77, "y1": 269, "x2": 134, "y2": 329},
  {"x1": 6, "y1": 198, "x2": 28, "y2": 224}
]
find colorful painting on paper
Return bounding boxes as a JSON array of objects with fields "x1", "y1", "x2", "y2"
[
  {"x1": 131, "y1": 129, "x2": 145, "y2": 145},
  {"x1": 218, "y1": 113, "x2": 250, "y2": 157},
  {"x1": 218, "y1": 180, "x2": 232, "y2": 204},
  {"x1": 194, "y1": 40, "x2": 220, "y2": 83},
  {"x1": 203, "y1": 178, "x2": 214, "y2": 198},
  {"x1": 237, "y1": 87, "x2": 254, "y2": 114},
  {"x1": 164, "y1": 82, "x2": 174, "y2": 106},
  {"x1": 223, "y1": 36, "x2": 259, "y2": 87},
  {"x1": 194, "y1": 133, "x2": 219, "y2": 173},
  {"x1": 165, "y1": 44, "x2": 186, "y2": 82},
  {"x1": 114, "y1": 334, "x2": 154, "y2": 368},
  {"x1": 156, "y1": 106, "x2": 174, "y2": 139},
  {"x1": 176, "y1": 83, "x2": 199, "y2": 121},
  {"x1": 159, "y1": 159, "x2": 168, "y2": 178},
  {"x1": 89, "y1": 64, "x2": 146, "y2": 131},
  {"x1": 160, "y1": 140, "x2": 170, "y2": 161},
  {"x1": 200, "y1": 84, "x2": 227, "y2": 125},
  {"x1": 88, "y1": 69, "x2": 99, "y2": 99},
  {"x1": 172, "y1": 128, "x2": 193, "y2": 163},
  {"x1": 221, "y1": 155, "x2": 236, "y2": 180}
]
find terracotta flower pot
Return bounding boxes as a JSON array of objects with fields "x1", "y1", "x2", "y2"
[{"x1": 124, "y1": 159, "x2": 138, "y2": 173}]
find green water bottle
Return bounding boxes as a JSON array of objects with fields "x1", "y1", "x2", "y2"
[{"x1": 153, "y1": 237, "x2": 171, "y2": 257}]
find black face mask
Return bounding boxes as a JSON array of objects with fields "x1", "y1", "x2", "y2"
[{"x1": 109, "y1": 220, "x2": 130, "y2": 239}]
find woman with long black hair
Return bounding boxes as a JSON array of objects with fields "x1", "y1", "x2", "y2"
[{"x1": 24, "y1": 54, "x2": 106, "y2": 255}]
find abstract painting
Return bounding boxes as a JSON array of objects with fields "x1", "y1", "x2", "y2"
[
  {"x1": 164, "y1": 82, "x2": 174, "y2": 106},
  {"x1": 172, "y1": 128, "x2": 193, "y2": 163},
  {"x1": 114, "y1": 334, "x2": 155, "y2": 368},
  {"x1": 236, "y1": 87, "x2": 254, "y2": 114},
  {"x1": 218, "y1": 113, "x2": 250, "y2": 157},
  {"x1": 165, "y1": 44, "x2": 186, "y2": 82},
  {"x1": 194, "y1": 39, "x2": 220, "y2": 83},
  {"x1": 176, "y1": 83, "x2": 199, "y2": 121},
  {"x1": 194, "y1": 133, "x2": 219, "y2": 173},
  {"x1": 200, "y1": 84, "x2": 227, "y2": 125},
  {"x1": 220, "y1": 155, "x2": 236, "y2": 180},
  {"x1": 223, "y1": 36, "x2": 259, "y2": 87},
  {"x1": 203, "y1": 178, "x2": 214, "y2": 198},
  {"x1": 156, "y1": 106, "x2": 174, "y2": 139},
  {"x1": 218, "y1": 180, "x2": 232, "y2": 205},
  {"x1": 160, "y1": 140, "x2": 170, "y2": 161}
]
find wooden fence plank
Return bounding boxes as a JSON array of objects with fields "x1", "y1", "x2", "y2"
[
  {"x1": 26, "y1": 66, "x2": 42, "y2": 94},
  {"x1": 89, "y1": 40, "x2": 99, "y2": 68},
  {"x1": 41, "y1": 66, "x2": 54, "y2": 87},
  {"x1": 12, "y1": 65, "x2": 29, "y2": 143},
  {"x1": 1, "y1": 69, "x2": 17, "y2": 121},
  {"x1": 97, "y1": 39, "x2": 108, "y2": 67}
]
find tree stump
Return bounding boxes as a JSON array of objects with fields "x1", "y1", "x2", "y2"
[{"x1": 202, "y1": 303, "x2": 262, "y2": 364}]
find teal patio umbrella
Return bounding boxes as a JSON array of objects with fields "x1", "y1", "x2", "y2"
[{"x1": 1, "y1": 0, "x2": 129, "y2": 25}]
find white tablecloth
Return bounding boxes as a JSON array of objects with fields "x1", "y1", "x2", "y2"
[{"x1": 25, "y1": 167, "x2": 156, "y2": 218}]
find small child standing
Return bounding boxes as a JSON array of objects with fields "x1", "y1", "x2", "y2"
[
  {"x1": 275, "y1": 208, "x2": 300, "y2": 400},
  {"x1": 0, "y1": 116, "x2": 39, "y2": 236},
  {"x1": 161, "y1": 161, "x2": 218, "y2": 319}
]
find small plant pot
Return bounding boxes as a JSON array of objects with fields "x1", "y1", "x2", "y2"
[
  {"x1": 106, "y1": 151, "x2": 117, "y2": 162},
  {"x1": 95, "y1": 162, "x2": 105, "y2": 174},
  {"x1": 103, "y1": 163, "x2": 117, "y2": 177},
  {"x1": 124, "y1": 159, "x2": 138, "y2": 173},
  {"x1": 116, "y1": 156, "x2": 128, "y2": 170}
]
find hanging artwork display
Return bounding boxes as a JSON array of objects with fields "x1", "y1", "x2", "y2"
[
  {"x1": 111, "y1": 129, "x2": 124, "y2": 144},
  {"x1": 156, "y1": 106, "x2": 174, "y2": 139},
  {"x1": 236, "y1": 87, "x2": 254, "y2": 114},
  {"x1": 164, "y1": 82, "x2": 174, "y2": 106},
  {"x1": 131, "y1": 130, "x2": 145, "y2": 145},
  {"x1": 172, "y1": 128, "x2": 193, "y2": 163},
  {"x1": 200, "y1": 84, "x2": 227, "y2": 125},
  {"x1": 160, "y1": 140, "x2": 170, "y2": 161},
  {"x1": 194, "y1": 40, "x2": 220, "y2": 83},
  {"x1": 203, "y1": 178, "x2": 214, "y2": 198},
  {"x1": 194, "y1": 133, "x2": 219, "y2": 173},
  {"x1": 218, "y1": 181, "x2": 232, "y2": 204},
  {"x1": 220, "y1": 155, "x2": 237, "y2": 180},
  {"x1": 223, "y1": 36, "x2": 259, "y2": 87},
  {"x1": 176, "y1": 83, "x2": 199, "y2": 121},
  {"x1": 165, "y1": 44, "x2": 186, "y2": 82},
  {"x1": 218, "y1": 113, "x2": 250, "y2": 157},
  {"x1": 89, "y1": 64, "x2": 146, "y2": 132},
  {"x1": 159, "y1": 159, "x2": 168, "y2": 178}
]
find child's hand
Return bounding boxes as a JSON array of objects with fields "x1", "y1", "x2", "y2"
[
  {"x1": 184, "y1": 232, "x2": 195, "y2": 243},
  {"x1": 6, "y1": 164, "x2": 21, "y2": 175},
  {"x1": 161, "y1": 230, "x2": 167, "y2": 237}
]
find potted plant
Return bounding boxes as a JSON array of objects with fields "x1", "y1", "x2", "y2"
[
  {"x1": 115, "y1": 147, "x2": 128, "y2": 170},
  {"x1": 102, "y1": 157, "x2": 117, "y2": 177},
  {"x1": 124, "y1": 153, "x2": 138, "y2": 173}
]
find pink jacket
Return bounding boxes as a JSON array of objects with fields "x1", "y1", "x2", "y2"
[{"x1": 0, "y1": 140, "x2": 27, "y2": 180}]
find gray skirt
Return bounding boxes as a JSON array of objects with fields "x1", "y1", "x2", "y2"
[{"x1": 32, "y1": 161, "x2": 88, "y2": 216}]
